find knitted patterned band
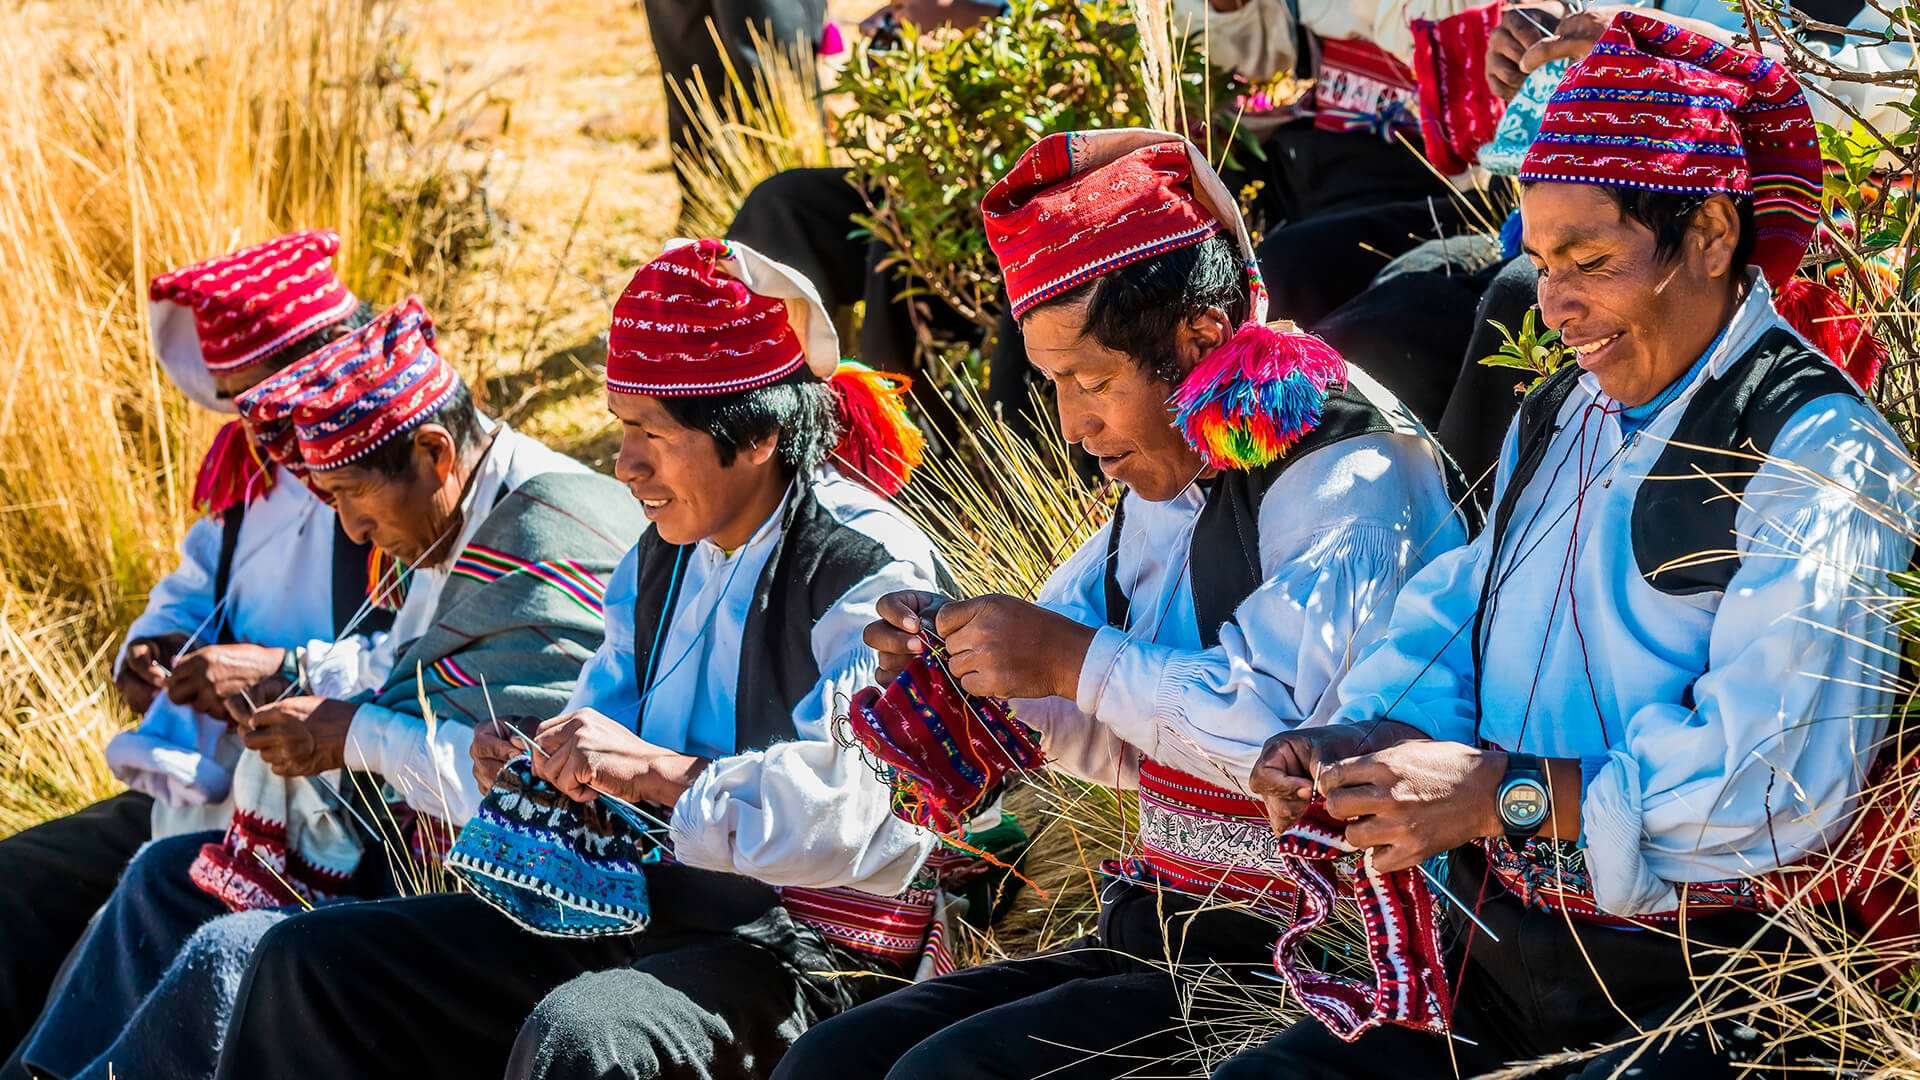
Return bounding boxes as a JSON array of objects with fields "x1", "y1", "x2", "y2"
[
  {"x1": 1410, "y1": 1, "x2": 1505, "y2": 176},
  {"x1": 606, "y1": 238, "x2": 838, "y2": 396},
  {"x1": 1519, "y1": 10, "x2": 1821, "y2": 288},
  {"x1": 983, "y1": 130, "x2": 1264, "y2": 321},
  {"x1": 289, "y1": 296, "x2": 460, "y2": 471},
  {"x1": 233, "y1": 346, "x2": 343, "y2": 485},
  {"x1": 446, "y1": 756, "x2": 662, "y2": 937},
  {"x1": 847, "y1": 631, "x2": 1045, "y2": 834},
  {"x1": 148, "y1": 230, "x2": 359, "y2": 376},
  {"x1": 1269, "y1": 801, "x2": 1452, "y2": 1042}
]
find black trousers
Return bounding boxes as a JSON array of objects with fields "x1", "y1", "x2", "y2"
[
  {"x1": 0, "y1": 790, "x2": 151, "y2": 1055},
  {"x1": 771, "y1": 883, "x2": 1281, "y2": 1080},
  {"x1": 215, "y1": 864, "x2": 878, "y2": 1080},
  {"x1": 1214, "y1": 852, "x2": 1811, "y2": 1080},
  {"x1": 645, "y1": 0, "x2": 826, "y2": 200}
]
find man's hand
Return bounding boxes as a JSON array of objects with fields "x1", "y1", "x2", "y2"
[
  {"x1": 1249, "y1": 721, "x2": 1428, "y2": 836},
  {"x1": 865, "y1": 590, "x2": 947, "y2": 688},
  {"x1": 167, "y1": 643, "x2": 288, "y2": 720},
  {"x1": 470, "y1": 721, "x2": 528, "y2": 795},
  {"x1": 1516, "y1": 9, "x2": 1609, "y2": 79},
  {"x1": 934, "y1": 595, "x2": 1096, "y2": 701},
  {"x1": 529, "y1": 709, "x2": 708, "y2": 808},
  {"x1": 1320, "y1": 741, "x2": 1506, "y2": 873},
  {"x1": 241, "y1": 696, "x2": 356, "y2": 777},
  {"x1": 1487, "y1": 3, "x2": 1565, "y2": 98},
  {"x1": 116, "y1": 633, "x2": 189, "y2": 715}
]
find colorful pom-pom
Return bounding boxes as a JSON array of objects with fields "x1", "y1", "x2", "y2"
[
  {"x1": 828, "y1": 361, "x2": 926, "y2": 497},
  {"x1": 193, "y1": 420, "x2": 273, "y2": 520},
  {"x1": 1776, "y1": 275, "x2": 1887, "y2": 391},
  {"x1": 1170, "y1": 322, "x2": 1351, "y2": 471}
]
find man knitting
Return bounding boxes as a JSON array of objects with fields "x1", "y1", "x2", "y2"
[
  {"x1": 7, "y1": 297, "x2": 640, "y2": 1080},
  {"x1": 1227, "y1": 15, "x2": 1914, "y2": 1077},
  {"x1": 772, "y1": 128, "x2": 1467, "y2": 1080},
  {"x1": 212, "y1": 239, "x2": 950, "y2": 1080},
  {"x1": 0, "y1": 231, "x2": 382, "y2": 1058}
]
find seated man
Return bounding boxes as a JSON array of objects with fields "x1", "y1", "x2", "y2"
[
  {"x1": 212, "y1": 239, "x2": 949, "y2": 1080},
  {"x1": 8, "y1": 297, "x2": 641, "y2": 1080},
  {"x1": 1227, "y1": 16, "x2": 1915, "y2": 1078},
  {"x1": 772, "y1": 129, "x2": 1467, "y2": 1080},
  {"x1": 0, "y1": 231, "x2": 380, "y2": 1056}
]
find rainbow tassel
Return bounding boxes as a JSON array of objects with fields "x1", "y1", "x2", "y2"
[
  {"x1": 828, "y1": 361, "x2": 926, "y2": 497},
  {"x1": 1776, "y1": 275, "x2": 1887, "y2": 391},
  {"x1": 1171, "y1": 322, "x2": 1351, "y2": 471},
  {"x1": 193, "y1": 420, "x2": 274, "y2": 520},
  {"x1": 366, "y1": 547, "x2": 409, "y2": 612}
]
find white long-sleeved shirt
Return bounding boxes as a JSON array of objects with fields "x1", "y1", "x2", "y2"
[
  {"x1": 113, "y1": 465, "x2": 348, "y2": 835},
  {"x1": 1333, "y1": 277, "x2": 1916, "y2": 916},
  {"x1": 566, "y1": 469, "x2": 943, "y2": 896},
  {"x1": 334, "y1": 423, "x2": 591, "y2": 823},
  {"x1": 1016, "y1": 369, "x2": 1468, "y2": 792}
]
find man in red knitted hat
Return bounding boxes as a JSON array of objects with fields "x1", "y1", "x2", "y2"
[
  {"x1": 772, "y1": 129, "x2": 1467, "y2": 1079},
  {"x1": 0, "y1": 231, "x2": 383, "y2": 1059},
  {"x1": 1230, "y1": 14, "x2": 1915, "y2": 1077},
  {"x1": 6, "y1": 296, "x2": 643, "y2": 1080},
  {"x1": 210, "y1": 239, "x2": 961, "y2": 1080}
]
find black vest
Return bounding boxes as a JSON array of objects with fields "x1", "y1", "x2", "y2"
[
  {"x1": 1474, "y1": 327, "x2": 1865, "y2": 675},
  {"x1": 211, "y1": 504, "x2": 391, "y2": 645},
  {"x1": 1102, "y1": 380, "x2": 1462, "y2": 645},
  {"x1": 629, "y1": 483, "x2": 953, "y2": 755}
]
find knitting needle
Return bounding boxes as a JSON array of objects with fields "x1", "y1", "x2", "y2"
[
  {"x1": 495, "y1": 717, "x2": 674, "y2": 836},
  {"x1": 1414, "y1": 862, "x2": 1500, "y2": 943},
  {"x1": 230, "y1": 684, "x2": 385, "y2": 847}
]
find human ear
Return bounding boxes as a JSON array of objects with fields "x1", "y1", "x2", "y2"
[
  {"x1": 1692, "y1": 196, "x2": 1742, "y2": 280},
  {"x1": 742, "y1": 429, "x2": 780, "y2": 468},
  {"x1": 415, "y1": 426, "x2": 458, "y2": 483},
  {"x1": 1175, "y1": 306, "x2": 1235, "y2": 376}
]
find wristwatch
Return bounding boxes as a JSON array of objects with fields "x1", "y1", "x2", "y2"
[{"x1": 1495, "y1": 753, "x2": 1550, "y2": 842}]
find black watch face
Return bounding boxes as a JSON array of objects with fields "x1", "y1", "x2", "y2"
[{"x1": 1499, "y1": 778, "x2": 1549, "y2": 830}]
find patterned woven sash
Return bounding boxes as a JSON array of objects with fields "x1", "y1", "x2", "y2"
[
  {"x1": 1268, "y1": 801, "x2": 1452, "y2": 1042},
  {"x1": 1113, "y1": 759, "x2": 1299, "y2": 912},
  {"x1": 1310, "y1": 39, "x2": 1422, "y2": 139},
  {"x1": 1479, "y1": 836, "x2": 1763, "y2": 927}
]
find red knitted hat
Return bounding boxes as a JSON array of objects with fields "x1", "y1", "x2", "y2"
[
  {"x1": 606, "y1": 239, "x2": 837, "y2": 396},
  {"x1": 1519, "y1": 11, "x2": 1821, "y2": 288},
  {"x1": 238, "y1": 297, "x2": 461, "y2": 472},
  {"x1": 983, "y1": 132, "x2": 1248, "y2": 319},
  {"x1": 148, "y1": 230, "x2": 360, "y2": 377}
]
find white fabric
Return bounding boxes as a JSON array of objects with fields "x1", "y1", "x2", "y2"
[
  {"x1": 1171, "y1": 0, "x2": 1481, "y2": 75},
  {"x1": 148, "y1": 299, "x2": 231, "y2": 414},
  {"x1": 111, "y1": 465, "x2": 347, "y2": 837},
  {"x1": 337, "y1": 424, "x2": 591, "y2": 825},
  {"x1": 656, "y1": 238, "x2": 840, "y2": 381},
  {"x1": 566, "y1": 468, "x2": 942, "y2": 895},
  {"x1": 1016, "y1": 370, "x2": 1468, "y2": 791},
  {"x1": 1332, "y1": 279, "x2": 1917, "y2": 916}
]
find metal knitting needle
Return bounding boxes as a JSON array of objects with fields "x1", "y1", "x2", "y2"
[
  {"x1": 1414, "y1": 862, "x2": 1500, "y2": 943},
  {"x1": 495, "y1": 718, "x2": 673, "y2": 835},
  {"x1": 233, "y1": 685, "x2": 385, "y2": 846}
]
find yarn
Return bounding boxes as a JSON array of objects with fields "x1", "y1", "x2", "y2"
[
  {"x1": 192, "y1": 421, "x2": 273, "y2": 520},
  {"x1": 1775, "y1": 275, "x2": 1888, "y2": 390},
  {"x1": 1171, "y1": 321, "x2": 1350, "y2": 470},
  {"x1": 828, "y1": 361, "x2": 925, "y2": 496}
]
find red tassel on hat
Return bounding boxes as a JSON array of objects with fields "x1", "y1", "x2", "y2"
[
  {"x1": 827, "y1": 362, "x2": 925, "y2": 497},
  {"x1": 193, "y1": 420, "x2": 273, "y2": 520},
  {"x1": 1776, "y1": 275, "x2": 1888, "y2": 390}
]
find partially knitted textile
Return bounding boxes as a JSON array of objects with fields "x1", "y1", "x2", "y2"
[
  {"x1": 236, "y1": 296, "x2": 461, "y2": 473},
  {"x1": 148, "y1": 230, "x2": 359, "y2": 375},
  {"x1": 983, "y1": 129, "x2": 1353, "y2": 471},
  {"x1": 1269, "y1": 801, "x2": 1452, "y2": 1042},
  {"x1": 446, "y1": 756, "x2": 662, "y2": 937},
  {"x1": 1410, "y1": 1, "x2": 1506, "y2": 176},
  {"x1": 1478, "y1": 59, "x2": 1570, "y2": 176},
  {"x1": 188, "y1": 751, "x2": 363, "y2": 911},
  {"x1": 847, "y1": 632, "x2": 1044, "y2": 834},
  {"x1": 1519, "y1": 10, "x2": 1821, "y2": 290}
]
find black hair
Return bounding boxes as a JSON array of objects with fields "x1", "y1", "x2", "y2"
[
  {"x1": 658, "y1": 367, "x2": 839, "y2": 475},
  {"x1": 356, "y1": 380, "x2": 486, "y2": 478},
  {"x1": 256, "y1": 300, "x2": 376, "y2": 374},
  {"x1": 1025, "y1": 233, "x2": 1252, "y2": 384},
  {"x1": 1531, "y1": 185, "x2": 1758, "y2": 272}
]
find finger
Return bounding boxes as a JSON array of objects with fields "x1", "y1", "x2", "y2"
[
  {"x1": 1249, "y1": 767, "x2": 1314, "y2": 800},
  {"x1": 1261, "y1": 792, "x2": 1311, "y2": 836},
  {"x1": 1314, "y1": 754, "x2": 1392, "y2": 794},
  {"x1": 242, "y1": 729, "x2": 284, "y2": 754},
  {"x1": 1324, "y1": 783, "x2": 1392, "y2": 822},
  {"x1": 863, "y1": 618, "x2": 924, "y2": 663},
  {"x1": 1371, "y1": 843, "x2": 1420, "y2": 874},
  {"x1": 931, "y1": 596, "x2": 985, "y2": 640},
  {"x1": 1520, "y1": 34, "x2": 1588, "y2": 74},
  {"x1": 1487, "y1": 53, "x2": 1523, "y2": 97},
  {"x1": 875, "y1": 591, "x2": 942, "y2": 635},
  {"x1": 1342, "y1": 815, "x2": 1390, "y2": 850}
]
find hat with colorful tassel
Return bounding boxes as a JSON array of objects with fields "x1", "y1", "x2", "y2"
[
  {"x1": 982, "y1": 129, "x2": 1350, "y2": 472},
  {"x1": 608, "y1": 238, "x2": 925, "y2": 495}
]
